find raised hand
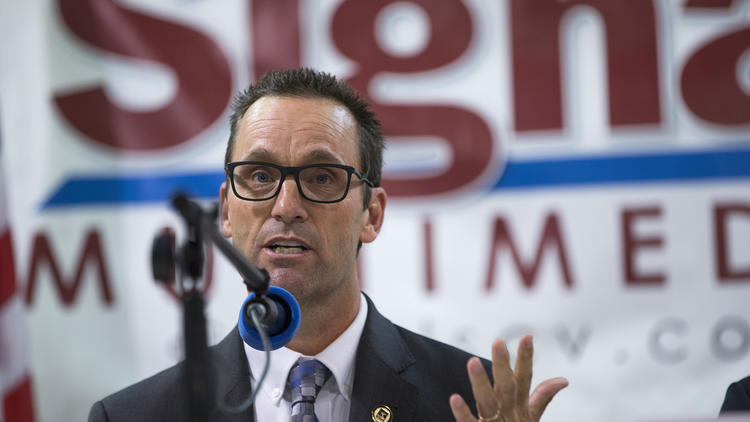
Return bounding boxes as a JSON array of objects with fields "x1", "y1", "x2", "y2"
[{"x1": 449, "y1": 334, "x2": 568, "y2": 422}]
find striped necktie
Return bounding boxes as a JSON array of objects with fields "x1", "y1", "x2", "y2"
[{"x1": 287, "y1": 358, "x2": 331, "y2": 422}]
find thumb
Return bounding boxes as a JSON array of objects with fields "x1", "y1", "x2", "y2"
[{"x1": 528, "y1": 377, "x2": 568, "y2": 421}]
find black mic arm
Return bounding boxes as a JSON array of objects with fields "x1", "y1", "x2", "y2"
[
  {"x1": 171, "y1": 194, "x2": 269, "y2": 294},
  {"x1": 170, "y1": 195, "x2": 291, "y2": 339}
]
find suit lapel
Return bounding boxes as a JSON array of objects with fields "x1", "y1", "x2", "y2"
[
  {"x1": 207, "y1": 328, "x2": 255, "y2": 422},
  {"x1": 348, "y1": 295, "x2": 419, "y2": 422},
  {"x1": 206, "y1": 300, "x2": 422, "y2": 421}
]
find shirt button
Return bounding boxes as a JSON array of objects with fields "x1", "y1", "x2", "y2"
[{"x1": 271, "y1": 388, "x2": 281, "y2": 399}]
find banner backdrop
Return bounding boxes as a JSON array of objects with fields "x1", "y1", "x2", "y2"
[{"x1": 2, "y1": 0, "x2": 750, "y2": 421}]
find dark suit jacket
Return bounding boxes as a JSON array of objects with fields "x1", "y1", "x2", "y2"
[
  {"x1": 89, "y1": 295, "x2": 491, "y2": 421},
  {"x1": 721, "y1": 375, "x2": 750, "y2": 413}
]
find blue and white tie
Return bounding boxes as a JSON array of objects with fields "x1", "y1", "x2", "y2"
[{"x1": 288, "y1": 358, "x2": 331, "y2": 422}]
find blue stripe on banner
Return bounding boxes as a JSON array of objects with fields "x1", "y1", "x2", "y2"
[
  {"x1": 43, "y1": 171, "x2": 226, "y2": 209},
  {"x1": 42, "y1": 147, "x2": 750, "y2": 209},
  {"x1": 494, "y1": 146, "x2": 750, "y2": 190}
]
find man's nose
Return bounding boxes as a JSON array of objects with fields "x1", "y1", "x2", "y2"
[{"x1": 271, "y1": 177, "x2": 309, "y2": 223}]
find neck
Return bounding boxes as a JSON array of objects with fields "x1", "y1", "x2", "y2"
[{"x1": 285, "y1": 283, "x2": 361, "y2": 356}]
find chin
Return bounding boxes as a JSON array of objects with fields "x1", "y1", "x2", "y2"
[{"x1": 267, "y1": 268, "x2": 310, "y2": 297}]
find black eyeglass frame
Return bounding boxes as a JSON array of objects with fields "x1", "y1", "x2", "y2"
[{"x1": 225, "y1": 161, "x2": 375, "y2": 204}]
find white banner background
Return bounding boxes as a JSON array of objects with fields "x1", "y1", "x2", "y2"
[{"x1": 1, "y1": 0, "x2": 750, "y2": 421}]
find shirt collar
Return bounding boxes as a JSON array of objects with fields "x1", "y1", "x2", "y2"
[{"x1": 244, "y1": 293, "x2": 368, "y2": 402}]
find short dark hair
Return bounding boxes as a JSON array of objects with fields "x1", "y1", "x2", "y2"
[{"x1": 225, "y1": 68, "x2": 384, "y2": 206}]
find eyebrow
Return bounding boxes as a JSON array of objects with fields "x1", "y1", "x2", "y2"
[
  {"x1": 238, "y1": 148, "x2": 275, "y2": 162},
  {"x1": 302, "y1": 149, "x2": 345, "y2": 165},
  {"x1": 237, "y1": 148, "x2": 346, "y2": 165}
]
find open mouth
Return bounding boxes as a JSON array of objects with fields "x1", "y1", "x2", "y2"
[{"x1": 267, "y1": 242, "x2": 308, "y2": 254}]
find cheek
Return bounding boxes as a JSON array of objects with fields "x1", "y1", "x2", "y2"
[
  {"x1": 326, "y1": 208, "x2": 364, "y2": 249},
  {"x1": 229, "y1": 203, "x2": 266, "y2": 241}
]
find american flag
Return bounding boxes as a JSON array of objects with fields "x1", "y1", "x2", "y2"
[{"x1": 0, "y1": 122, "x2": 35, "y2": 420}]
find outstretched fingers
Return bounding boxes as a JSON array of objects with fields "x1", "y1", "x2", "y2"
[{"x1": 449, "y1": 335, "x2": 568, "y2": 422}]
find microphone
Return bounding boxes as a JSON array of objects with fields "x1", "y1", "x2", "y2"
[{"x1": 238, "y1": 286, "x2": 301, "y2": 350}]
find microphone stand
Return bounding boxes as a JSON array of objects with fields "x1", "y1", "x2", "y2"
[
  {"x1": 153, "y1": 194, "x2": 272, "y2": 422},
  {"x1": 171, "y1": 194, "x2": 271, "y2": 294}
]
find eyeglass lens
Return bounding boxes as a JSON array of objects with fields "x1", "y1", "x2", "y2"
[{"x1": 232, "y1": 164, "x2": 350, "y2": 201}]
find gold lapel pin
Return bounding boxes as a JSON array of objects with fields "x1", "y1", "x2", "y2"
[{"x1": 371, "y1": 405, "x2": 393, "y2": 422}]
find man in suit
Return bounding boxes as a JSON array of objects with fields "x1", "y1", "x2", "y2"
[
  {"x1": 721, "y1": 375, "x2": 750, "y2": 413},
  {"x1": 89, "y1": 68, "x2": 568, "y2": 422}
]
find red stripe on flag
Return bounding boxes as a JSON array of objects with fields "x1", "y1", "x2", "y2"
[
  {"x1": 3, "y1": 376, "x2": 35, "y2": 422},
  {"x1": 0, "y1": 229, "x2": 17, "y2": 305}
]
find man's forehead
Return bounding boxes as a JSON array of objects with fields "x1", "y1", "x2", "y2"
[
  {"x1": 235, "y1": 96, "x2": 360, "y2": 165},
  {"x1": 242, "y1": 95, "x2": 353, "y2": 126}
]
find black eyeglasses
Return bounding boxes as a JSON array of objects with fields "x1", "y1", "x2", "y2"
[{"x1": 225, "y1": 161, "x2": 374, "y2": 204}]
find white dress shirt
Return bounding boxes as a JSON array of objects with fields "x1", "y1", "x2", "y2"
[{"x1": 244, "y1": 293, "x2": 368, "y2": 422}]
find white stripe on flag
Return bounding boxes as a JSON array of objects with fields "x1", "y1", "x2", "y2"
[
  {"x1": 0, "y1": 163, "x2": 7, "y2": 230},
  {"x1": 0, "y1": 294, "x2": 30, "y2": 394},
  {"x1": 1, "y1": 133, "x2": 35, "y2": 420}
]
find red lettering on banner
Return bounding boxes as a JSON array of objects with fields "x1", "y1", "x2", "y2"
[
  {"x1": 485, "y1": 213, "x2": 574, "y2": 290},
  {"x1": 622, "y1": 207, "x2": 665, "y2": 285},
  {"x1": 714, "y1": 204, "x2": 750, "y2": 281},
  {"x1": 331, "y1": 0, "x2": 495, "y2": 197},
  {"x1": 251, "y1": 0, "x2": 302, "y2": 79},
  {"x1": 54, "y1": 0, "x2": 232, "y2": 150},
  {"x1": 24, "y1": 230, "x2": 114, "y2": 306},
  {"x1": 0, "y1": 230, "x2": 17, "y2": 304},
  {"x1": 2, "y1": 376, "x2": 35, "y2": 422},
  {"x1": 681, "y1": 21, "x2": 750, "y2": 125},
  {"x1": 510, "y1": 0, "x2": 661, "y2": 131}
]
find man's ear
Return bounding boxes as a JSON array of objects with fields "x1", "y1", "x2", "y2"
[
  {"x1": 219, "y1": 182, "x2": 232, "y2": 238},
  {"x1": 359, "y1": 187, "x2": 387, "y2": 244}
]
